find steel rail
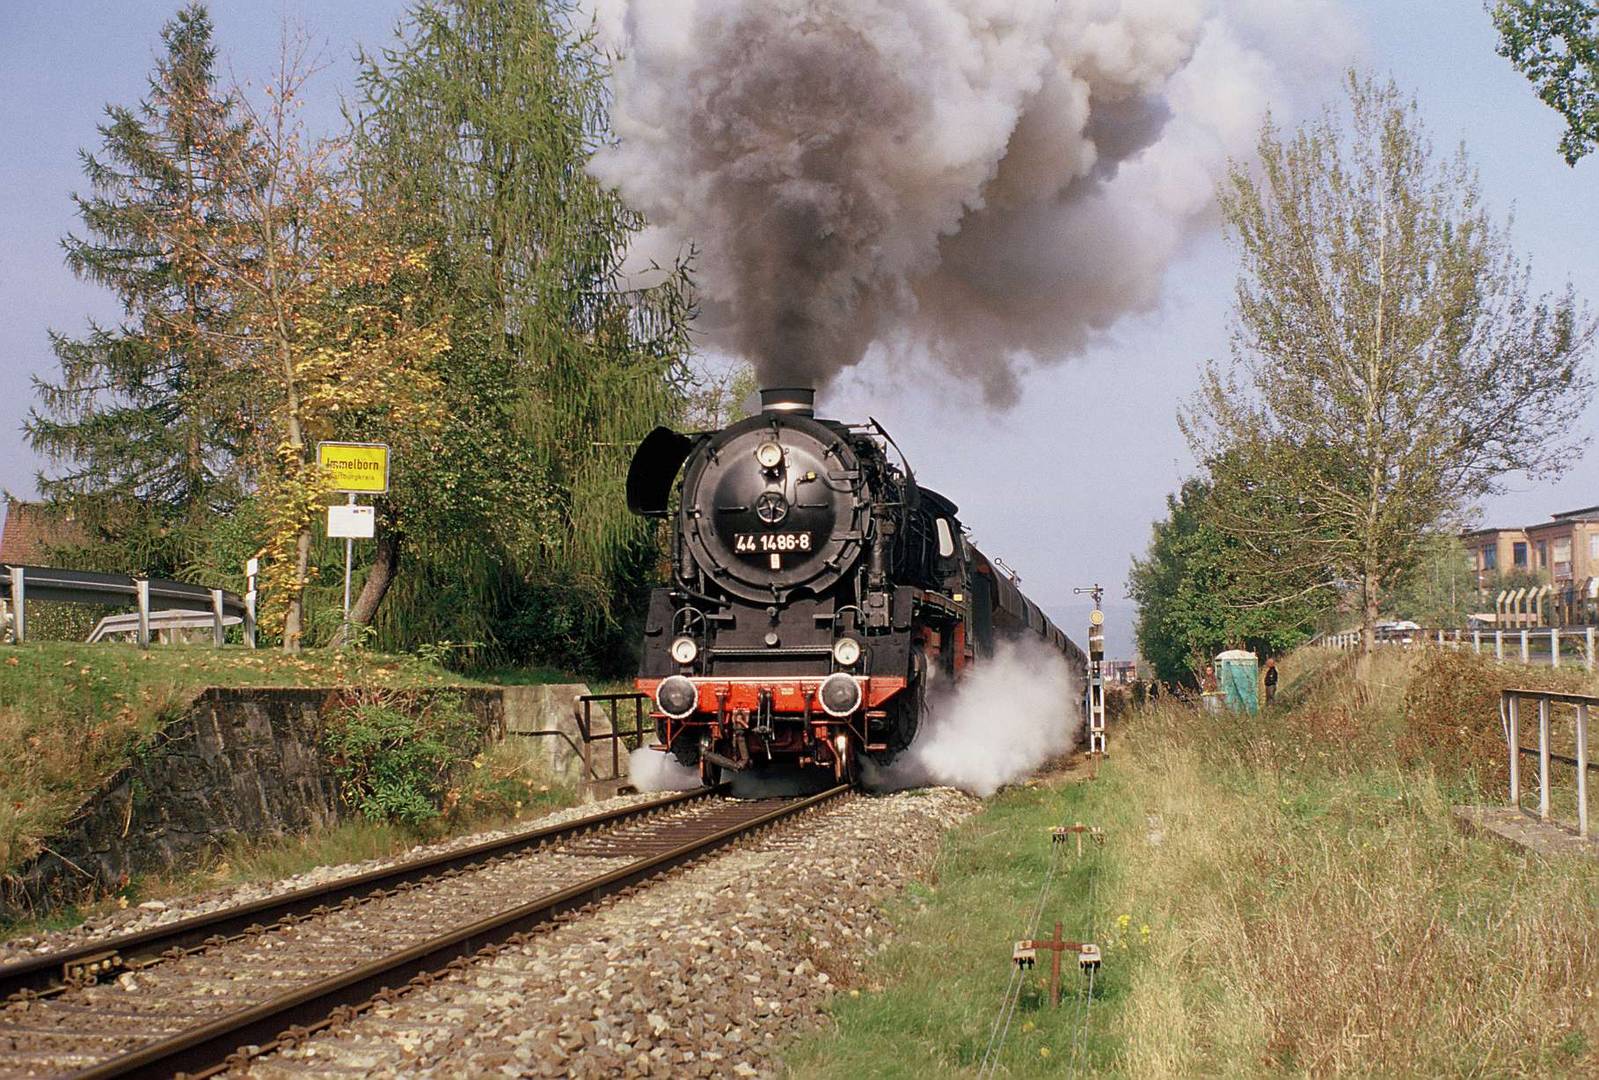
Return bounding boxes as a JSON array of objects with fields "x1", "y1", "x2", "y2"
[
  {"x1": 71, "y1": 784, "x2": 848, "y2": 1080},
  {"x1": 0, "y1": 786, "x2": 716, "y2": 1001}
]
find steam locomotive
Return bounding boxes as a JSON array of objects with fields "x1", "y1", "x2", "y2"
[{"x1": 626, "y1": 387, "x2": 1086, "y2": 783}]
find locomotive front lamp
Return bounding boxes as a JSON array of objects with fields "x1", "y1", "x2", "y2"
[
  {"x1": 832, "y1": 637, "x2": 862, "y2": 666},
  {"x1": 755, "y1": 441, "x2": 784, "y2": 469},
  {"x1": 656, "y1": 675, "x2": 698, "y2": 719},
  {"x1": 819, "y1": 672, "x2": 862, "y2": 717},
  {"x1": 670, "y1": 636, "x2": 699, "y2": 664}
]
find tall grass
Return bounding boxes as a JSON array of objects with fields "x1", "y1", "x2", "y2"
[{"x1": 789, "y1": 647, "x2": 1599, "y2": 1077}]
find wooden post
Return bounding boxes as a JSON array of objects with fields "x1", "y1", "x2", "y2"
[{"x1": 1025, "y1": 922, "x2": 1070, "y2": 1009}]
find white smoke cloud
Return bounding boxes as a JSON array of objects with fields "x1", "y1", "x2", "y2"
[
  {"x1": 864, "y1": 637, "x2": 1082, "y2": 797},
  {"x1": 628, "y1": 746, "x2": 704, "y2": 791},
  {"x1": 586, "y1": 0, "x2": 1352, "y2": 402}
]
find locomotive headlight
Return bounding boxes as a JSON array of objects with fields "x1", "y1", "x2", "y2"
[
  {"x1": 819, "y1": 672, "x2": 862, "y2": 718},
  {"x1": 656, "y1": 675, "x2": 698, "y2": 719},
  {"x1": 670, "y1": 636, "x2": 699, "y2": 664},
  {"x1": 755, "y1": 441, "x2": 784, "y2": 469},
  {"x1": 832, "y1": 637, "x2": 862, "y2": 666}
]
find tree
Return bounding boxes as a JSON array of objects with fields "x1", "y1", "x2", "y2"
[
  {"x1": 27, "y1": 3, "x2": 252, "y2": 576},
  {"x1": 348, "y1": 0, "x2": 692, "y2": 659},
  {"x1": 137, "y1": 38, "x2": 450, "y2": 649},
  {"x1": 1491, "y1": 0, "x2": 1599, "y2": 165},
  {"x1": 1183, "y1": 73, "x2": 1594, "y2": 654},
  {"x1": 1384, "y1": 534, "x2": 1478, "y2": 626},
  {"x1": 1129, "y1": 476, "x2": 1321, "y2": 686}
]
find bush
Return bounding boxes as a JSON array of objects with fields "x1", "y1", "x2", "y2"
[
  {"x1": 1400, "y1": 648, "x2": 1598, "y2": 792},
  {"x1": 322, "y1": 690, "x2": 483, "y2": 825}
]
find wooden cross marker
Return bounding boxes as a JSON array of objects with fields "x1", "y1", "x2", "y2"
[
  {"x1": 1050, "y1": 823, "x2": 1104, "y2": 857},
  {"x1": 1017, "y1": 921, "x2": 1099, "y2": 1008}
]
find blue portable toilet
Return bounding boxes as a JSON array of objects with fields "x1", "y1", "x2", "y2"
[{"x1": 1214, "y1": 649, "x2": 1259, "y2": 714}]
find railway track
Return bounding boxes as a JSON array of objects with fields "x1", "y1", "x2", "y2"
[{"x1": 0, "y1": 785, "x2": 849, "y2": 1079}]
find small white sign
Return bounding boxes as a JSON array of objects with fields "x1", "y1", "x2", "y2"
[{"x1": 327, "y1": 504, "x2": 376, "y2": 539}]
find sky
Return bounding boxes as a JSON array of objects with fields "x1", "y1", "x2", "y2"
[{"x1": 1, "y1": 0, "x2": 1596, "y2": 660}]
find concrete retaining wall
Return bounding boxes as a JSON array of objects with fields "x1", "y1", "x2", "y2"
[{"x1": 1, "y1": 686, "x2": 503, "y2": 917}]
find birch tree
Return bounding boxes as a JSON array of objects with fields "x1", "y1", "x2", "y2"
[
  {"x1": 144, "y1": 40, "x2": 448, "y2": 649},
  {"x1": 1183, "y1": 73, "x2": 1594, "y2": 653}
]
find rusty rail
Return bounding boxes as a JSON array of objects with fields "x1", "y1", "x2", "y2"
[
  {"x1": 56, "y1": 785, "x2": 848, "y2": 1080},
  {"x1": 0, "y1": 786, "x2": 712, "y2": 1003}
]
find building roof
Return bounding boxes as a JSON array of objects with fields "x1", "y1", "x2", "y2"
[
  {"x1": 1552, "y1": 505, "x2": 1599, "y2": 522},
  {"x1": 0, "y1": 499, "x2": 88, "y2": 565}
]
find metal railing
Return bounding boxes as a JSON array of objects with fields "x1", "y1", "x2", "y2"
[
  {"x1": 1321, "y1": 625, "x2": 1598, "y2": 670},
  {"x1": 2, "y1": 564, "x2": 253, "y2": 648},
  {"x1": 513, "y1": 692, "x2": 651, "y2": 785},
  {"x1": 577, "y1": 692, "x2": 651, "y2": 783},
  {"x1": 1503, "y1": 688, "x2": 1594, "y2": 838}
]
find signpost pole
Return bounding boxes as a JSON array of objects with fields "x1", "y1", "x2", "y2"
[{"x1": 342, "y1": 493, "x2": 355, "y2": 623}]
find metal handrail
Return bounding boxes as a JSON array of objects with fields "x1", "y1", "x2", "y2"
[
  {"x1": 578, "y1": 692, "x2": 651, "y2": 783},
  {"x1": 1, "y1": 564, "x2": 253, "y2": 648},
  {"x1": 1502, "y1": 688, "x2": 1593, "y2": 839}
]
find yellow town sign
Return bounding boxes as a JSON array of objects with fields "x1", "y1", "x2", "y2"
[{"x1": 316, "y1": 442, "x2": 390, "y2": 494}]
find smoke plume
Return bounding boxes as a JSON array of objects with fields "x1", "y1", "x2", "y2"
[
  {"x1": 628, "y1": 746, "x2": 704, "y2": 792},
  {"x1": 587, "y1": 0, "x2": 1348, "y2": 402},
  {"x1": 864, "y1": 637, "x2": 1081, "y2": 796}
]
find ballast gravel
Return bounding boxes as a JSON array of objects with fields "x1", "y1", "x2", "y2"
[
  {"x1": 239, "y1": 788, "x2": 976, "y2": 1079},
  {"x1": 0, "y1": 791, "x2": 668, "y2": 966}
]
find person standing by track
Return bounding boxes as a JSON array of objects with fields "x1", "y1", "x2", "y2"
[{"x1": 1263, "y1": 657, "x2": 1278, "y2": 705}]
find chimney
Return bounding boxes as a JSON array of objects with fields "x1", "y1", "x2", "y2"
[{"x1": 759, "y1": 387, "x2": 815, "y2": 417}]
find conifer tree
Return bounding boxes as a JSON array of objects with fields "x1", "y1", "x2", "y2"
[{"x1": 27, "y1": 3, "x2": 251, "y2": 575}]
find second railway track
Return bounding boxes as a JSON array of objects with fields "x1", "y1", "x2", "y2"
[{"x1": 0, "y1": 785, "x2": 849, "y2": 1080}]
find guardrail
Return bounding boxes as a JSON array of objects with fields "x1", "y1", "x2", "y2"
[
  {"x1": 1503, "y1": 688, "x2": 1593, "y2": 838},
  {"x1": 1321, "y1": 625, "x2": 1598, "y2": 670},
  {"x1": 1, "y1": 564, "x2": 253, "y2": 648}
]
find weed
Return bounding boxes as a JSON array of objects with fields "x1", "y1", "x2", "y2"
[{"x1": 321, "y1": 690, "x2": 482, "y2": 825}]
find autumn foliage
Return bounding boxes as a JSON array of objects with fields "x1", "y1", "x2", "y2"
[{"x1": 129, "y1": 42, "x2": 448, "y2": 647}]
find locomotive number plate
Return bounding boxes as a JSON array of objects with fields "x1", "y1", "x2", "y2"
[{"x1": 734, "y1": 531, "x2": 812, "y2": 554}]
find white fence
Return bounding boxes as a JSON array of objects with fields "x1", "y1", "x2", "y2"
[{"x1": 1321, "y1": 625, "x2": 1598, "y2": 671}]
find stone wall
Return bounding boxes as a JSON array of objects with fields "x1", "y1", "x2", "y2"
[{"x1": 1, "y1": 686, "x2": 503, "y2": 917}]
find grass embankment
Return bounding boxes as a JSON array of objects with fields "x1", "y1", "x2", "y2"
[
  {"x1": 0, "y1": 643, "x2": 583, "y2": 925},
  {"x1": 789, "y1": 649, "x2": 1599, "y2": 1077}
]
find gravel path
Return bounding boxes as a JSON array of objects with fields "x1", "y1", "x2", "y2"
[
  {"x1": 0, "y1": 792, "x2": 666, "y2": 966},
  {"x1": 238, "y1": 788, "x2": 976, "y2": 1079}
]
